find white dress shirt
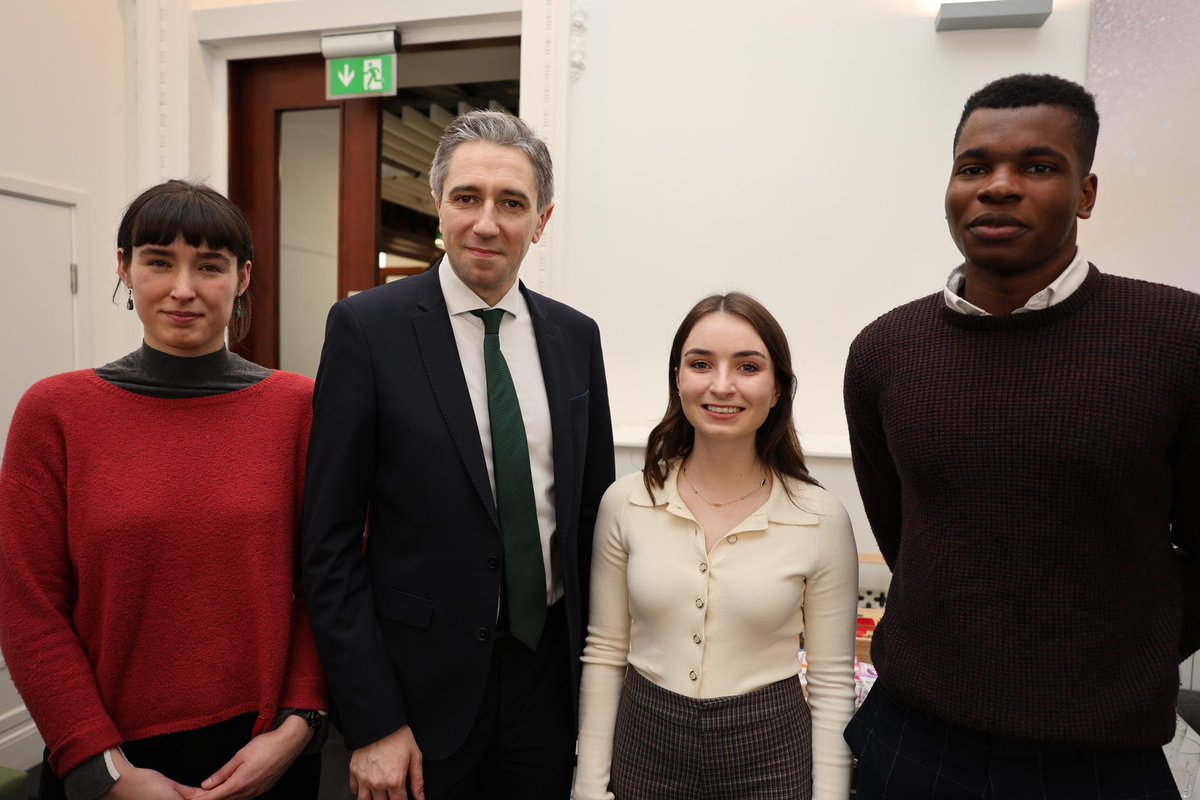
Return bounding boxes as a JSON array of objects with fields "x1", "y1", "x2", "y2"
[
  {"x1": 943, "y1": 248, "x2": 1090, "y2": 315},
  {"x1": 439, "y1": 261, "x2": 560, "y2": 604}
]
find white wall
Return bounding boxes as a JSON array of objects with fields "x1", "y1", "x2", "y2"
[
  {"x1": 0, "y1": 0, "x2": 139, "y2": 370},
  {"x1": 561, "y1": 0, "x2": 1093, "y2": 454},
  {"x1": 569, "y1": 0, "x2": 1197, "y2": 594},
  {"x1": 1085, "y1": 0, "x2": 1200, "y2": 295},
  {"x1": 1084, "y1": 0, "x2": 1200, "y2": 692}
]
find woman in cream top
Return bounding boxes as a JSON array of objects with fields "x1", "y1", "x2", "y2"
[{"x1": 574, "y1": 293, "x2": 858, "y2": 800}]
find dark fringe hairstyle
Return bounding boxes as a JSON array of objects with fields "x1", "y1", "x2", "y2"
[
  {"x1": 642, "y1": 292, "x2": 819, "y2": 500},
  {"x1": 114, "y1": 179, "x2": 255, "y2": 344}
]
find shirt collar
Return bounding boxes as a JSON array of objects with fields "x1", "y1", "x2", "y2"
[
  {"x1": 943, "y1": 248, "x2": 1089, "y2": 316},
  {"x1": 439, "y1": 257, "x2": 526, "y2": 319},
  {"x1": 627, "y1": 460, "x2": 819, "y2": 530}
]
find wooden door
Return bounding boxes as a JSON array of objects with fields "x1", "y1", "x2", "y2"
[{"x1": 228, "y1": 53, "x2": 381, "y2": 368}]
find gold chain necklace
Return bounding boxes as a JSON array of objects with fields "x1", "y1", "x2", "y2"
[{"x1": 681, "y1": 464, "x2": 767, "y2": 507}]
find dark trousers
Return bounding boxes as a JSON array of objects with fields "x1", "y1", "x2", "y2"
[
  {"x1": 846, "y1": 682, "x2": 1180, "y2": 800},
  {"x1": 38, "y1": 712, "x2": 320, "y2": 800},
  {"x1": 422, "y1": 601, "x2": 575, "y2": 800}
]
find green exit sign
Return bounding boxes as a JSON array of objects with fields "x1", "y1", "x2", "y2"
[{"x1": 326, "y1": 54, "x2": 397, "y2": 99}]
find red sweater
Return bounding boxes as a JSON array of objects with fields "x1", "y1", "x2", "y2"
[{"x1": 0, "y1": 370, "x2": 327, "y2": 775}]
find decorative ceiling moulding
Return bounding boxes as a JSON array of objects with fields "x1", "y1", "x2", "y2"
[
  {"x1": 570, "y1": 5, "x2": 587, "y2": 83},
  {"x1": 935, "y1": 0, "x2": 1053, "y2": 32},
  {"x1": 192, "y1": 0, "x2": 522, "y2": 54},
  {"x1": 519, "y1": 0, "x2": 571, "y2": 296},
  {"x1": 135, "y1": 0, "x2": 189, "y2": 186}
]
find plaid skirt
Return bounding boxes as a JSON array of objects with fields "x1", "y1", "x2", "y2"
[{"x1": 610, "y1": 668, "x2": 812, "y2": 800}]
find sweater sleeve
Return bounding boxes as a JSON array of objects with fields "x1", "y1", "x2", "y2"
[
  {"x1": 279, "y1": 394, "x2": 329, "y2": 711},
  {"x1": 0, "y1": 385, "x2": 123, "y2": 775},
  {"x1": 278, "y1": 595, "x2": 330, "y2": 710},
  {"x1": 573, "y1": 483, "x2": 632, "y2": 800},
  {"x1": 1174, "y1": 360, "x2": 1200, "y2": 659},
  {"x1": 843, "y1": 342, "x2": 903, "y2": 569},
  {"x1": 803, "y1": 495, "x2": 859, "y2": 800}
]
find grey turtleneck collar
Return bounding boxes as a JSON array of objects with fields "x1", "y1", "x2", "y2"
[{"x1": 95, "y1": 342, "x2": 271, "y2": 398}]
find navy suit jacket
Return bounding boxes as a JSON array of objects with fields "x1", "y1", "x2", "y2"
[{"x1": 301, "y1": 262, "x2": 615, "y2": 758}]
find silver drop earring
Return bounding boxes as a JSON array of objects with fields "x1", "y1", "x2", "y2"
[
  {"x1": 234, "y1": 295, "x2": 243, "y2": 319},
  {"x1": 126, "y1": 286, "x2": 133, "y2": 310}
]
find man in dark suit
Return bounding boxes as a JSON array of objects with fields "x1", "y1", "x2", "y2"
[{"x1": 302, "y1": 110, "x2": 615, "y2": 800}]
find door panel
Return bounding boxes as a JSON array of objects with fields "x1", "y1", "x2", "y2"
[
  {"x1": 0, "y1": 193, "x2": 73, "y2": 458},
  {"x1": 229, "y1": 54, "x2": 380, "y2": 368},
  {"x1": 279, "y1": 109, "x2": 340, "y2": 378},
  {"x1": 0, "y1": 190, "x2": 74, "y2": 769}
]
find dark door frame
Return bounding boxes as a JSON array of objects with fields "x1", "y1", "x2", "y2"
[{"x1": 228, "y1": 53, "x2": 381, "y2": 368}]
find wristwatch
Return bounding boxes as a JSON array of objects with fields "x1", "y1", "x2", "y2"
[
  {"x1": 290, "y1": 709, "x2": 323, "y2": 729},
  {"x1": 275, "y1": 708, "x2": 329, "y2": 753}
]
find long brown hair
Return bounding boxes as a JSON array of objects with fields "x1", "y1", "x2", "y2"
[{"x1": 643, "y1": 292, "x2": 818, "y2": 499}]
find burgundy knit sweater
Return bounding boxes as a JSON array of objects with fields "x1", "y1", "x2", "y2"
[
  {"x1": 844, "y1": 266, "x2": 1200, "y2": 749},
  {"x1": 0, "y1": 370, "x2": 327, "y2": 775}
]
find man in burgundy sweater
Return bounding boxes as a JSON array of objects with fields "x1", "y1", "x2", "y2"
[{"x1": 843, "y1": 73, "x2": 1200, "y2": 799}]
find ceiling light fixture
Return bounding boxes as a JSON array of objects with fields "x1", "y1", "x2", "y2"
[{"x1": 935, "y1": 0, "x2": 1052, "y2": 32}]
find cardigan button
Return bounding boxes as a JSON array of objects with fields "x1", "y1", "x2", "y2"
[
  {"x1": 693, "y1": 634, "x2": 701, "y2": 644},
  {"x1": 699, "y1": 562, "x2": 707, "y2": 573},
  {"x1": 689, "y1": 670, "x2": 698, "y2": 681},
  {"x1": 487, "y1": 557, "x2": 499, "y2": 569},
  {"x1": 695, "y1": 598, "x2": 705, "y2": 609},
  {"x1": 726, "y1": 534, "x2": 738, "y2": 543},
  {"x1": 475, "y1": 628, "x2": 490, "y2": 641}
]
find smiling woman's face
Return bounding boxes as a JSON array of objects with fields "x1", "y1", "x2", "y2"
[{"x1": 675, "y1": 312, "x2": 780, "y2": 448}]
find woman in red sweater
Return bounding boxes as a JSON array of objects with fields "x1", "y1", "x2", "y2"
[{"x1": 0, "y1": 180, "x2": 327, "y2": 800}]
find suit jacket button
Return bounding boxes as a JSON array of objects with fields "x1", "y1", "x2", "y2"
[
  {"x1": 487, "y1": 557, "x2": 500, "y2": 569},
  {"x1": 476, "y1": 628, "x2": 490, "y2": 641}
]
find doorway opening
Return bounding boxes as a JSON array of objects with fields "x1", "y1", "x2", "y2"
[
  {"x1": 378, "y1": 40, "x2": 520, "y2": 284},
  {"x1": 229, "y1": 37, "x2": 520, "y2": 373}
]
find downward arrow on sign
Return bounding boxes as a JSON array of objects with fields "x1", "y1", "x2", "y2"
[{"x1": 338, "y1": 64, "x2": 355, "y2": 87}]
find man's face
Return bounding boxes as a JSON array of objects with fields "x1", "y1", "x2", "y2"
[
  {"x1": 945, "y1": 105, "x2": 1097, "y2": 279},
  {"x1": 433, "y1": 141, "x2": 553, "y2": 306}
]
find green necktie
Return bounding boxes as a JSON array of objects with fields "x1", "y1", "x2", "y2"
[{"x1": 472, "y1": 309, "x2": 547, "y2": 650}]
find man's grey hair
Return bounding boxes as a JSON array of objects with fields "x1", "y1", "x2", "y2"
[{"x1": 429, "y1": 110, "x2": 554, "y2": 213}]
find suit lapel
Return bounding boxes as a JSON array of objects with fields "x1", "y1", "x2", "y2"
[
  {"x1": 413, "y1": 265, "x2": 500, "y2": 528},
  {"x1": 524, "y1": 286, "x2": 575, "y2": 531}
]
